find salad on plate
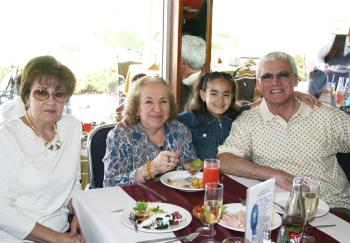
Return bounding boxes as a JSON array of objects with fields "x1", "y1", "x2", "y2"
[{"x1": 131, "y1": 201, "x2": 184, "y2": 230}]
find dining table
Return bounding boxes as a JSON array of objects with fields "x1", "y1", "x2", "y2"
[{"x1": 72, "y1": 174, "x2": 350, "y2": 243}]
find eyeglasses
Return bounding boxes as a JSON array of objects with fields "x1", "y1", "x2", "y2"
[
  {"x1": 31, "y1": 89, "x2": 69, "y2": 103},
  {"x1": 259, "y1": 71, "x2": 292, "y2": 83}
]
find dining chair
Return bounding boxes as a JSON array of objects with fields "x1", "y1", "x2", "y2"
[
  {"x1": 337, "y1": 152, "x2": 350, "y2": 181},
  {"x1": 87, "y1": 123, "x2": 116, "y2": 188},
  {"x1": 233, "y1": 67, "x2": 257, "y2": 103}
]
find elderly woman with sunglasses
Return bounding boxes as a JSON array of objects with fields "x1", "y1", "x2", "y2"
[
  {"x1": 0, "y1": 56, "x2": 83, "y2": 242},
  {"x1": 103, "y1": 76, "x2": 197, "y2": 187}
]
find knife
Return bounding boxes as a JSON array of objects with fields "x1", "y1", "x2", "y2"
[
  {"x1": 136, "y1": 236, "x2": 182, "y2": 243},
  {"x1": 135, "y1": 232, "x2": 199, "y2": 243},
  {"x1": 137, "y1": 183, "x2": 168, "y2": 202},
  {"x1": 312, "y1": 224, "x2": 336, "y2": 228}
]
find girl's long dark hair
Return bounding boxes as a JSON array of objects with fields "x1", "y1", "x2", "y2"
[
  {"x1": 184, "y1": 71, "x2": 237, "y2": 119},
  {"x1": 324, "y1": 34, "x2": 346, "y2": 63}
]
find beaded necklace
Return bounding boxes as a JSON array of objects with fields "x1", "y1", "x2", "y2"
[{"x1": 25, "y1": 112, "x2": 62, "y2": 151}]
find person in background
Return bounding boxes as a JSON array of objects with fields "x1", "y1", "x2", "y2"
[
  {"x1": 180, "y1": 34, "x2": 206, "y2": 112},
  {"x1": 0, "y1": 74, "x2": 26, "y2": 126},
  {"x1": 115, "y1": 73, "x2": 146, "y2": 122},
  {"x1": 179, "y1": 71, "x2": 320, "y2": 160},
  {"x1": 103, "y1": 76, "x2": 197, "y2": 186},
  {"x1": 308, "y1": 68, "x2": 334, "y2": 106},
  {"x1": 115, "y1": 73, "x2": 146, "y2": 123},
  {"x1": 0, "y1": 56, "x2": 84, "y2": 242},
  {"x1": 182, "y1": 0, "x2": 207, "y2": 39},
  {"x1": 218, "y1": 51, "x2": 350, "y2": 213},
  {"x1": 317, "y1": 27, "x2": 350, "y2": 88}
]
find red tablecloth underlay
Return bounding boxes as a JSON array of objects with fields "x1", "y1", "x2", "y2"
[{"x1": 122, "y1": 175, "x2": 341, "y2": 243}]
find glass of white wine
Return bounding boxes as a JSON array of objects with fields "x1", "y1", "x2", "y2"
[
  {"x1": 201, "y1": 182, "x2": 223, "y2": 243},
  {"x1": 302, "y1": 179, "x2": 320, "y2": 243}
]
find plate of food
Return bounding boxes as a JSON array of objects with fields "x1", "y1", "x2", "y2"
[
  {"x1": 120, "y1": 201, "x2": 192, "y2": 233},
  {"x1": 218, "y1": 203, "x2": 282, "y2": 232},
  {"x1": 274, "y1": 192, "x2": 329, "y2": 217},
  {"x1": 160, "y1": 170, "x2": 204, "y2": 192}
]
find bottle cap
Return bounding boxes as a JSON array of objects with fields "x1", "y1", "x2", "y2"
[
  {"x1": 293, "y1": 175, "x2": 304, "y2": 184},
  {"x1": 263, "y1": 229, "x2": 271, "y2": 240}
]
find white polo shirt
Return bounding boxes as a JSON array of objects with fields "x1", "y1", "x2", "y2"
[{"x1": 218, "y1": 99, "x2": 350, "y2": 209}]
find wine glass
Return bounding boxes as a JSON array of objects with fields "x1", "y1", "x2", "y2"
[
  {"x1": 202, "y1": 159, "x2": 220, "y2": 186},
  {"x1": 302, "y1": 179, "x2": 320, "y2": 243},
  {"x1": 201, "y1": 182, "x2": 224, "y2": 243},
  {"x1": 222, "y1": 237, "x2": 246, "y2": 243},
  {"x1": 192, "y1": 204, "x2": 215, "y2": 237},
  {"x1": 182, "y1": 158, "x2": 203, "y2": 181}
]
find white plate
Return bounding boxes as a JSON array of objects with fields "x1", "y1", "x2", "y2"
[
  {"x1": 120, "y1": 202, "x2": 192, "y2": 233},
  {"x1": 274, "y1": 192, "x2": 329, "y2": 217},
  {"x1": 160, "y1": 170, "x2": 204, "y2": 192},
  {"x1": 218, "y1": 203, "x2": 282, "y2": 232}
]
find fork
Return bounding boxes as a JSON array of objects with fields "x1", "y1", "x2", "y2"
[
  {"x1": 240, "y1": 197, "x2": 286, "y2": 211},
  {"x1": 273, "y1": 201, "x2": 285, "y2": 211},
  {"x1": 239, "y1": 197, "x2": 246, "y2": 206},
  {"x1": 111, "y1": 208, "x2": 124, "y2": 213},
  {"x1": 129, "y1": 211, "x2": 139, "y2": 232}
]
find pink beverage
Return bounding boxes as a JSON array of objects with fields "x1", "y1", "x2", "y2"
[
  {"x1": 336, "y1": 91, "x2": 345, "y2": 105},
  {"x1": 203, "y1": 159, "x2": 220, "y2": 186},
  {"x1": 336, "y1": 77, "x2": 345, "y2": 105},
  {"x1": 83, "y1": 122, "x2": 93, "y2": 133}
]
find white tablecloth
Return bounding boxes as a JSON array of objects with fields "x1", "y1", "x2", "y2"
[
  {"x1": 73, "y1": 177, "x2": 350, "y2": 243},
  {"x1": 229, "y1": 175, "x2": 350, "y2": 243},
  {"x1": 72, "y1": 187, "x2": 176, "y2": 243}
]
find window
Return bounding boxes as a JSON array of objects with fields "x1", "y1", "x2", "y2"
[
  {"x1": 211, "y1": 0, "x2": 350, "y2": 89},
  {"x1": 0, "y1": 0, "x2": 164, "y2": 124}
]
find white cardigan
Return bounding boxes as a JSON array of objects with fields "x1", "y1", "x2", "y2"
[{"x1": 0, "y1": 115, "x2": 82, "y2": 241}]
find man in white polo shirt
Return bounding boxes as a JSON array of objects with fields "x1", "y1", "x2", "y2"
[{"x1": 218, "y1": 51, "x2": 350, "y2": 212}]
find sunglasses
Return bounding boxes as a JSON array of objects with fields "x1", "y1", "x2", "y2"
[
  {"x1": 31, "y1": 89, "x2": 69, "y2": 103},
  {"x1": 259, "y1": 71, "x2": 292, "y2": 83}
]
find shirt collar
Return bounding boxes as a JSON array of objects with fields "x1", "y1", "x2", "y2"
[
  {"x1": 182, "y1": 71, "x2": 201, "y2": 86},
  {"x1": 208, "y1": 112, "x2": 232, "y2": 123},
  {"x1": 259, "y1": 98, "x2": 312, "y2": 122},
  {"x1": 344, "y1": 36, "x2": 350, "y2": 55}
]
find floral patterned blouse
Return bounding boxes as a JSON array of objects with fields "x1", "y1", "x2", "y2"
[{"x1": 103, "y1": 119, "x2": 197, "y2": 186}]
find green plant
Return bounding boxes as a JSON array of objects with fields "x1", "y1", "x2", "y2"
[
  {"x1": 293, "y1": 54, "x2": 306, "y2": 82},
  {"x1": 77, "y1": 68, "x2": 119, "y2": 94}
]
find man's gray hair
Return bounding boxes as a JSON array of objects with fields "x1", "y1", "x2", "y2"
[
  {"x1": 256, "y1": 51, "x2": 298, "y2": 78},
  {"x1": 181, "y1": 35, "x2": 206, "y2": 70}
]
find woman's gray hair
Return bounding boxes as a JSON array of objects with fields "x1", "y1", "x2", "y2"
[
  {"x1": 256, "y1": 51, "x2": 298, "y2": 78},
  {"x1": 181, "y1": 35, "x2": 206, "y2": 70},
  {"x1": 123, "y1": 76, "x2": 177, "y2": 124}
]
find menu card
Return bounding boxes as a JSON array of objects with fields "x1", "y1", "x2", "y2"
[{"x1": 244, "y1": 178, "x2": 275, "y2": 243}]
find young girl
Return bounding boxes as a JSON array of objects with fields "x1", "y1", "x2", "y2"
[
  {"x1": 178, "y1": 71, "x2": 320, "y2": 160},
  {"x1": 178, "y1": 72, "x2": 237, "y2": 160}
]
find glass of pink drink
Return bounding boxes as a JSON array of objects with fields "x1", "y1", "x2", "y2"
[{"x1": 202, "y1": 159, "x2": 220, "y2": 186}]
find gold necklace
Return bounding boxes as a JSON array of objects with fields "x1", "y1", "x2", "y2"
[{"x1": 25, "y1": 112, "x2": 62, "y2": 151}]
